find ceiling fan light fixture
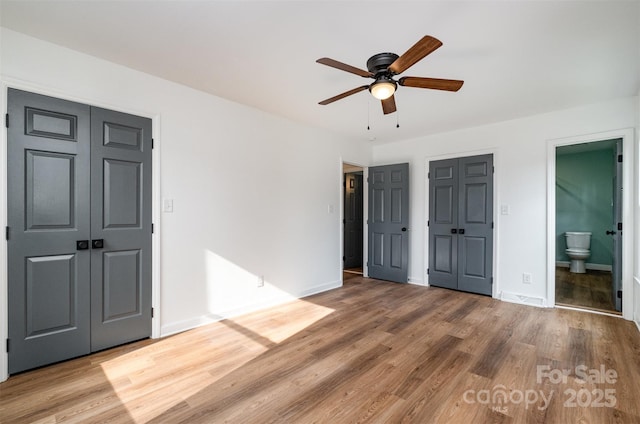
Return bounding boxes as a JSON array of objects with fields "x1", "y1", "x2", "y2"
[{"x1": 370, "y1": 79, "x2": 396, "y2": 100}]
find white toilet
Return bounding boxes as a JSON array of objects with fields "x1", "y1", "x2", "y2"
[{"x1": 565, "y1": 232, "x2": 591, "y2": 273}]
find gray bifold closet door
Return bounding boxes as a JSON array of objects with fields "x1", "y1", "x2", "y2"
[
  {"x1": 428, "y1": 154, "x2": 493, "y2": 296},
  {"x1": 7, "y1": 89, "x2": 152, "y2": 374}
]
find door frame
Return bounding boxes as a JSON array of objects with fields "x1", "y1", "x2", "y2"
[
  {"x1": 424, "y1": 148, "x2": 500, "y2": 297},
  {"x1": 546, "y1": 128, "x2": 634, "y2": 319},
  {"x1": 0, "y1": 80, "x2": 162, "y2": 382},
  {"x1": 339, "y1": 159, "x2": 368, "y2": 281}
]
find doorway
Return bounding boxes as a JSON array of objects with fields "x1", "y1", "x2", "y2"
[
  {"x1": 343, "y1": 163, "x2": 364, "y2": 281},
  {"x1": 427, "y1": 154, "x2": 494, "y2": 296},
  {"x1": 7, "y1": 89, "x2": 153, "y2": 374},
  {"x1": 554, "y1": 139, "x2": 621, "y2": 313}
]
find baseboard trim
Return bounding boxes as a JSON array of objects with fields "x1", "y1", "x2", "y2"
[
  {"x1": 555, "y1": 261, "x2": 612, "y2": 272},
  {"x1": 160, "y1": 280, "x2": 341, "y2": 337},
  {"x1": 408, "y1": 276, "x2": 425, "y2": 286},
  {"x1": 500, "y1": 291, "x2": 547, "y2": 308}
]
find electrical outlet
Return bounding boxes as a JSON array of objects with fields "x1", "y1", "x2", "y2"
[
  {"x1": 523, "y1": 273, "x2": 532, "y2": 284},
  {"x1": 257, "y1": 275, "x2": 264, "y2": 288}
]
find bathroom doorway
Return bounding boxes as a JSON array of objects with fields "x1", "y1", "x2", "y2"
[{"x1": 554, "y1": 138, "x2": 621, "y2": 313}]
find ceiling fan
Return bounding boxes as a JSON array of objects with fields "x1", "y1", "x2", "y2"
[{"x1": 317, "y1": 35, "x2": 463, "y2": 115}]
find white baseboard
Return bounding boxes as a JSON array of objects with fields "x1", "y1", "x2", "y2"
[
  {"x1": 408, "y1": 276, "x2": 425, "y2": 286},
  {"x1": 160, "y1": 280, "x2": 341, "y2": 337},
  {"x1": 555, "y1": 261, "x2": 612, "y2": 272},
  {"x1": 500, "y1": 291, "x2": 548, "y2": 308}
]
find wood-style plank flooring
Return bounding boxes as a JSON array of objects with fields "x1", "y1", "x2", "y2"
[
  {"x1": 2, "y1": 276, "x2": 640, "y2": 423},
  {"x1": 555, "y1": 267, "x2": 617, "y2": 313}
]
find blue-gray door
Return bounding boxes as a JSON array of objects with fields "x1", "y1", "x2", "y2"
[
  {"x1": 428, "y1": 154, "x2": 493, "y2": 296},
  {"x1": 7, "y1": 89, "x2": 152, "y2": 374},
  {"x1": 90, "y1": 107, "x2": 152, "y2": 351},
  {"x1": 344, "y1": 172, "x2": 363, "y2": 270},
  {"x1": 368, "y1": 163, "x2": 409, "y2": 283},
  {"x1": 611, "y1": 140, "x2": 622, "y2": 312}
]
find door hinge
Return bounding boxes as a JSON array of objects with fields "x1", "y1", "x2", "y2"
[
  {"x1": 618, "y1": 154, "x2": 623, "y2": 163},
  {"x1": 5, "y1": 226, "x2": 9, "y2": 241},
  {"x1": 491, "y1": 277, "x2": 494, "y2": 284},
  {"x1": 617, "y1": 290, "x2": 622, "y2": 299},
  {"x1": 618, "y1": 222, "x2": 622, "y2": 231},
  {"x1": 151, "y1": 307, "x2": 154, "y2": 318},
  {"x1": 427, "y1": 220, "x2": 429, "y2": 227},
  {"x1": 427, "y1": 172, "x2": 430, "y2": 179},
  {"x1": 491, "y1": 222, "x2": 494, "y2": 229},
  {"x1": 492, "y1": 166, "x2": 495, "y2": 173},
  {"x1": 5, "y1": 113, "x2": 8, "y2": 128},
  {"x1": 6, "y1": 338, "x2": 9, "y2": 353},
  {"x1": 151, "y1": 223, "x2": 154, "y2": 234},
  {"x1": 427, "y1": 268, "x2": 430, "y2": 275},
  {"x1": 342, "y1": 256, "x2": 345, "y2": 261},
  {"x1": 343, "y1": 219, "x2": 345, "y2": 224},
  {"x1": 151, "y1": 138, "x2": 154, "y2": 149}
]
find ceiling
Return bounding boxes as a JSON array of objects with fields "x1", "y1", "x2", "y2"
[{"x1": 1, "y1": 1, "x2": 639, "y2": 144}]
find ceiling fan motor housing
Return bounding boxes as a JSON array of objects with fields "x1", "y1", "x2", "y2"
[{"x1": 366, "y1": 52, "x2": 400, "y2": 76}]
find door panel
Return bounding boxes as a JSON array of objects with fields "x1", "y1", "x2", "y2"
[
  {"x1": 612, "y1": 140, "x2": 622, "y2": 312},
  {"x1": 90, "y1": 107, "x2": 152, "y2": 352},
  {"x1": 8, "y1": 88, "x2": 91, "y2": 374},
  {"x1": 429, "y1": 159, "x2": 458, "y2": 289},
  {"x1": 343, "y1": 173, "x2": 363, "y2": 269},
  {"x1": 8, "y1": 89, "x2": 152, "y2": 373},
  {"x1": 457, "y1": 155, "x2": 493, "y2": 295},
  {"x1": 429, "y1": 155, "x2": 493, "y2": 295},
  {"x1": 368, "y1": 163, "x2": 409, "y2": 283}
]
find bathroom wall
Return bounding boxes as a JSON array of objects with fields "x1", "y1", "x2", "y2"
[{"x1": 556, "y1": 143, "x2": 615, "y2": 267}]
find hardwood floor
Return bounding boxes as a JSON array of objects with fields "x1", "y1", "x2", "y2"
[
  {"x1": 555, "y1": 267, "x2": 617, "y2": 313},
  {"x1": 2, "y1": 276, "x2": 640, "y2": 423}
]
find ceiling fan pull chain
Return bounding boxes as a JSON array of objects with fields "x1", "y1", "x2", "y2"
[
  {"x1": 396, "y1": 111, "x2": 400, "y2": 128},
  {"x1": 367, "y1": 99, "x2": 371, "y2": 130}
]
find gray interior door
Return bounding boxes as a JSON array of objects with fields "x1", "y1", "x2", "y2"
[
  {"x1": 368, "y1": 163, "x2": 409, "y2": 283},
  {"x1": 90, "y1": 107, "x2": 152, "y2": 351},
  {"x1": 7, "y1": 89, "x2": 152, "y2": 373},
  {"x1": 344, "y1": 172, "x2": 363, "y2": 270},
  {"x1": 428, "y1": 154, "x2": 493, "y2": 296},
  {"x1": 611, "y1": 140, "x2": 622, "y2": 312},
  {"x1": 428, "y1": 158, "x2": 458, "y2": 289},
  {"x1": 8, "y1": 89, "x2": 92, "y2": 373}
]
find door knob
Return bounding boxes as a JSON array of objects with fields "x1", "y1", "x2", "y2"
[
  {"x1": 451, "y1": 228, "x2": 458, "y2": 234},
  {"x1": 401, "y1": 227, "x2": 407, "y2": 232},
  {"x1": 76, "y1": 240, "x2": 89, "y2": 250},
  {"x1": 606, "y1": 230, "x2": 616, "y2": 235},
  {"x1": 92, "y1": 239, "x2": 104, "y2": 249},
  {"x1": 458, "y1": 229, "x2": 465, "y2": 234}
]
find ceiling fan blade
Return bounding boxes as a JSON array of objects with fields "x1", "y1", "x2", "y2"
[
  {"x1": 381, "y1": 95, "x2": 397, "y2": 115},
  {"x1": 318, "y1": 85, "x2": 369, "y2": 105},
  {"x1": 316, "y1": 58, "x2": 373, "y2": 78},
  {"x1": 399, "y1": 76, "x2": 464, "y2": 92},
  {"x1": 388, "y1": 36, "x2": 443, "y2": 75}
]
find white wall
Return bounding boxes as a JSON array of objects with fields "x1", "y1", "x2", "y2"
[
  {"x1": 372, "y1": 97, "x2": 638, "y2": 307},
  {"x1": 0, "y1": 28, "x2": 372, "y2": 379}
]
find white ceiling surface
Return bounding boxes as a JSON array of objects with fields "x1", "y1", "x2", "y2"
[{"x1": 1, "y1": 1, "x2": 639, "y2": 144}]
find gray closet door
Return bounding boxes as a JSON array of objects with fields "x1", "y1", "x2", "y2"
[
  {"x1": 7, "y1": 89, "x2": 91, "y2": 373},
  {"x1": 456, "y1": 155, "x2": 493, "y2": 295},
  {"x1": 90, "y1": 107, "x2": 152, "y2": 351},
  {"x1": 428, "y1": 158, "x2": 458, "y2": 289},
  {"x1": 344, "y1": 172, "x2": 363, "y2": 269},
  {"x1": 7, "y1": 89, "x2": 152, "y2": 373},
  {"x1": 368, "y1": 163, "x2": 409, "y2": 283},
  {"x1": 429, "y1": 154, "x2": 493, "y2": 296}
]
